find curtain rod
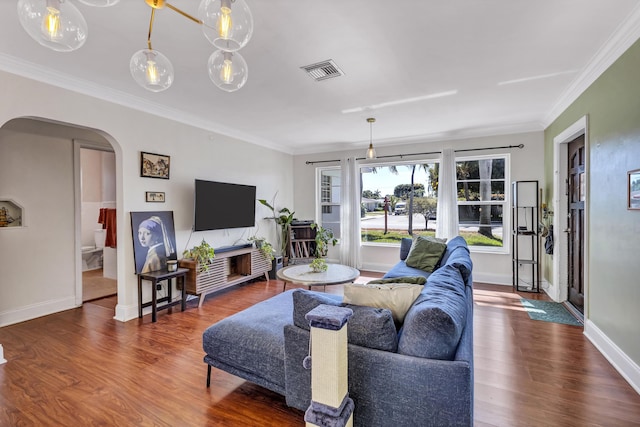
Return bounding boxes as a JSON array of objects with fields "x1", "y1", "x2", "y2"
[{"x1": 305, "y1": 143, "x2": 524, "y2": 165}]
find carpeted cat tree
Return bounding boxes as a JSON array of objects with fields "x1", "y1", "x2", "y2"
[{"x1": 304, "y1": 304, "x2": 354, "y2": 427}]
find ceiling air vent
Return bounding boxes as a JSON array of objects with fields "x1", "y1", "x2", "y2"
[{"x1": 301, "y1": 59, "x2": 344, "y2": 81}]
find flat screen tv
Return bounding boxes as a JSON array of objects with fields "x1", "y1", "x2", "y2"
[{"x1": 194, "y1": 179, "x2": 256, "y2": 231}]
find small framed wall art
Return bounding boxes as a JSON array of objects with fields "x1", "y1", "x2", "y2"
[
  {"x1": 628, "y1": 169, "x2": 640, "y2": 210},
  {"x1": 141, "y1": 151, "x2": 170, "y2": 179},
  {"x1": 146, "y1": 192, "x2": 165, "y2": 203}
]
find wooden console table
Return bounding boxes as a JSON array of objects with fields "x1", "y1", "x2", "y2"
[
  {"x1": 137, "y1": 267, "x2": 189, "y2": 323},
  {"x1": 179, "y1": 246, "x2": 272, "y2": 307}
]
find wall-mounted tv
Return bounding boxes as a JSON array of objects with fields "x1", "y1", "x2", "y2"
[{"x1": 194, "y1": 179, "x2": 256, "y2": 231}]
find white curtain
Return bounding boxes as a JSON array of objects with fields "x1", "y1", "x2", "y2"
[
  {"x1": 436, "y1": 148, "x2": 460, "y2": 240},
  {"x1": 340, "y1": 157, "x2": 362, "y2": 268}
]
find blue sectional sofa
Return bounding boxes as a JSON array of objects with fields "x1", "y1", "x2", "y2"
[{"x1": 203, "y1": 236, "x2": 474, "y2": 426}]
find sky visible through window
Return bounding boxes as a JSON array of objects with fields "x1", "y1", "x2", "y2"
[{"x1": 361, "y1": 166, "x2": 431, "y2": 197}]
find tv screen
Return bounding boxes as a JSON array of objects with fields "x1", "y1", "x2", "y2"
[{"x1": 194, "y1": 179, "x2": 256, "y2": 231}]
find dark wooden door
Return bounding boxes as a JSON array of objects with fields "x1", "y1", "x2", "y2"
[{"x1": 568, "y1": 135, "x2": 585, "y2": 313}]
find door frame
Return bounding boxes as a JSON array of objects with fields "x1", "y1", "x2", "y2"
[
  {"x1": 552, "y1": 115, "x2": 589, "y2": 320},
  {"x1": 73, "y1": 139, "x2": 115, "y2": 306}
]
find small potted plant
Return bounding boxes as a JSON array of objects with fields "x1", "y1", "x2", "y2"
[
  {"x1": 309, "y1": 257, "x2": 328, "y2": 273},
  {"x1": 181, "y1": 239, "x2": 216, "y2": 273},
  {"x1": 249, "y1": 236, "x2": 275, "y2": 261}
]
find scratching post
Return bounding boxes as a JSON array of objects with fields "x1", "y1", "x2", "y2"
[{"x1": 304, "y1": 304, "x2": 354, "y2": 427}]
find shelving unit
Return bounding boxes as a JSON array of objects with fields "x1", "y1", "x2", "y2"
[
  {"x1": 289, "y1": 222, "x2": 316, "y2": 264},
  {"x1": 511, "y1": 180, "x2": 540, "y2": 293}
]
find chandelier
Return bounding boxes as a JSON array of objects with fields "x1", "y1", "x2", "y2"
[{"x1": 16, "y1": 0, "x2": 253, "y2": 92}]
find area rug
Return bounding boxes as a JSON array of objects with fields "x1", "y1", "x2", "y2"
[{"x1": 520, "y1": 299, "x2": 583, "y2": 326}]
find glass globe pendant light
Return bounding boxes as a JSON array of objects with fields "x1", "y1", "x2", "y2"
[
  {"x1": 129, "y1": 6, "x2": 174, "y2": 92},
  {"x1": 17, "y1": 0, "x2": 88, "y2": 52},
  {"x1": 207, "y1": 50, "x2": 248, "y2": 92},
  {"x1": 77, "y1": 0, "x2": 120, "y2": 6},
  {"x1": 130, "y1": 48, "x2": 174, "y2": 92},
  {"x1": 199, "y1": 0, "x2": 253, "y2": 52}
]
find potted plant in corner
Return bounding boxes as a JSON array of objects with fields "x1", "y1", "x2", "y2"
[
  {"x1": 310, "y1": 223, "x2": 337, "y2": 258},
  {"x1": 179, "y1": 239, "x2": 216, "y2": 297},
  {"x1": 258, "y1": 193, "x2": 295, "y2": 263},
  {"x1": 308, "y1": 224, "x2": 337, "y2": 273}
]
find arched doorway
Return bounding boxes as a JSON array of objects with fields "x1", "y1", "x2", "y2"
[{"x1": 0, "y1": 117, "x2": 121, "y2": 323}]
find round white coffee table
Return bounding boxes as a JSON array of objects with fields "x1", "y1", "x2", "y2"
[{"x1": 277, "y1": 263, "x2": 360, "y2": 292}]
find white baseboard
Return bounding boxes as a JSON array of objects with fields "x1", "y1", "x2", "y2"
[
  {"x1": 0, "y1": 344, "x2": 6, "y2": 364},
  {"x1": 114, "y1": 302, "x2": 141, "y2": 322},
  {"x1": 0, "y1": 296, "x2": 78, "y2": 328},
  {"x1": 584, "y1": 319, "x2": 640, "y2": 395}
]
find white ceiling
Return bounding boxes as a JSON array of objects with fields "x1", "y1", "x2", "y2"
[{"x1": 1, "y1": 1, "x2": 639, "y2": 155}]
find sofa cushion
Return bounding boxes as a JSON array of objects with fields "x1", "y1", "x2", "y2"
[
  {"x1": 202, "y1": 290, "x2": 294, "y2": 390},
  {"x1": 398, "y1": 264, "x2": 467, "y2": 360},
  {"x1": 382, "y1": 261, "x2": 433, "y2": 280},
  {"x1": 399, "y1": 237, "x2": 412, "y2": 260},
  {"x1": 292, "y1": 289, "x2": 398, "y2": 352},
  {"x1": 343, "y1": 282, "x2": 423, "y2": 324},
  {"x1": 405, "y1": 235, "x2": 447, "y2": 272},
  {"x1": 440, "y1": 236, "x2": 473, "y2": 283}
]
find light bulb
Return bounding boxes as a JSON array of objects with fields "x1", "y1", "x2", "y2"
[
  {"x1": 218, "y1": 1, "x2": 232, "y2": 39},
  {"x1": 366, "y1": 143, "x2": 376, "y2": 159},
  {"x1": 208, "y1": 50, "x2": 248, "y2": 92},
  {"x1": 43, "y1": 5, "x2": 62, "y2": 40},
  {"x1": 130, "y1": 49, "x2": 174, "y2": 92},
  {"x1": 146, "y1": 60, "x2": 159, "y2": 85},
  {"x1": 17, "y1": 0, "x2": 88, "y2": 52},
  {"x1": 199, "y1": 0, "x2": 253, "y2": 52},
  {"x1": 220, "y1": 58, "x2": 233, "y2": 83}
]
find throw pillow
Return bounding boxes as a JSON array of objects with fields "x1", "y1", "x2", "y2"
[
  {"x1": 343, "y1": 282, "x2": 424, "y2": 324},
  {"x1": 368, "y1": 276, "x2": 426, "y2": 285},
  {"x1": 405, "y1": 235, "x2": 447, "y2": 272},
  {"x1": 292, "y1": 289, "x2": 398, "y2": 352}
]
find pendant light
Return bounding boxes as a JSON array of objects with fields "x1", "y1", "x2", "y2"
[
  {"x1": 366, "y1": 117, "x2": 377, "y2": 159},
  {"x1": 129, "y1": 7, "x2": 174, "y2": 92},
  {"x1": 17, "y1": 0, "x2": 88, "y2": 52},
  {"x1": 130, "y1": 48, "x2": 174, "y2": 92},
  {"x1": 199, "y1": 0, "x2": 254, "y2": 52},
  {"x1": 207, "y1": 50, "x2": 248, "y2": 92}
]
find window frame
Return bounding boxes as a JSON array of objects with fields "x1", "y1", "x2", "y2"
[
  {"x1": 316, "y1": 166, "x2": 342, "y2": 239},
  {"x1": 455, "y1": 153, "x2": 510, "y2": 254}
]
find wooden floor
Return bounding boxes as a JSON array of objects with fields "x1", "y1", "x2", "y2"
[
  {"x1": 1, "y1": 276, "x2": 639, "y2": 426},
  {"x1": 82, "y1": 268, "x2": 117, "y2": 302}
]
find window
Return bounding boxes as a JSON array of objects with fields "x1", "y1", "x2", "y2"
[
  {"x1": 456, "y1": 154, "x2": 509, "y2": 252},
  {"x1": 315, "y1": 153, "x2": 509, "y2": 253},
  {"x1": 318, "y1": 168, "x2": 341, "y2": 239},
  {"x1": 360, "y1": 161, "x2": 439, "y2": 244}
]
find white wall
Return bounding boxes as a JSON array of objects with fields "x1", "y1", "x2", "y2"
[
  {"x1": 0, "y1": 69, "x2": 293, "y2": 325},
  {"x1": 0, "y1": 130, "x2": 76, "y2": 316},
  {"x1": 293, "y1": 131, "x2": 544, "y2": 285}
]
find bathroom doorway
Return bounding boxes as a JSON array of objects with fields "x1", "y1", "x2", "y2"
[{"x1": 79, "y1": 145, "x2": 117, "y2": 302}]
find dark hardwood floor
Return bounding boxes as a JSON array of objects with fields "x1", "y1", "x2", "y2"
[{"x1": 1, "y1": 276, "x2": 639, "y2": 426}]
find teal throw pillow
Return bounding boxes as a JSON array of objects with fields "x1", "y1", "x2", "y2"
[{"x1": 405, "y1": 235, "x2": 447, "y2": 272}]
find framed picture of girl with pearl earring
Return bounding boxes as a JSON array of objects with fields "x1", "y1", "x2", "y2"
[{"x1": 130, "y1": 211, "x2": 177, "y2": 274}]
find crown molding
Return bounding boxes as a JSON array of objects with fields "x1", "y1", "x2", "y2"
[
  {"x1": 543, "y1": 3, "x2": 640, "y2": 128},
  {"x1": 0, "y1": 53, "x2": 292, "y2": 154},
  {"x1": 291, "y1": 120, "x2": 544, "y2": 156}
]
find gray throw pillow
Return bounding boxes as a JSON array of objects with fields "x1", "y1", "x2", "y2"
[{"x1": 292, "y1": 289, "x2": 398, "y2": 352}]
